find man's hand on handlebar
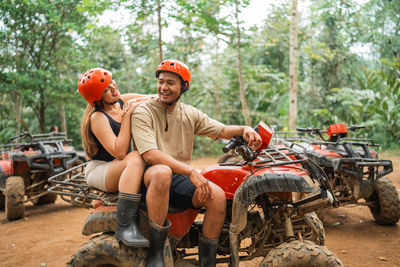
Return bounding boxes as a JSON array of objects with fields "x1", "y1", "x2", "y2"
[{"x1": 243, "y1": 126, "x2": 262, "y2": 151}]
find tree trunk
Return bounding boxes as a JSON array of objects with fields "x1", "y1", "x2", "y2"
[
  {"x1": 20, "y1": 117, "x2": 29, "y2": 132},
  {"x1": 56, "y1": 62, "x2": 67, "y2": 134},
  {"x1": 157, "y1": 0, "x2": 163, "y2": 62},
  {"x1": 15, "y1": 92, "x2": 22, "y2": 135},
  {"x1": 39, "y1": 92, "x2": 46, "y2": 133},
  {"x1": 289, "y1": 0, "x2": 299, "y2": 130},
  {"x1": 60, "y1": 99, "x2": 67, "y2": 134},
  {"x1": 121, "y1": 42, "x2": 132, "y2": 91},
  {"x1": 234, "y1": 0, "x2": 251, "y2": 126},
  {"x1": 215, "y1": 36, "x2": 221, "y2": 121}
]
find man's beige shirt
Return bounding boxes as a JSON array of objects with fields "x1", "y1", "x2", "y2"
[{"x1": 131, "y1": 98, "x2": 224, "y2": 163}]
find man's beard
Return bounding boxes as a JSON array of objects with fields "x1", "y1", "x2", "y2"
[{"x1": 159, "y1": 95, "x2": 180, "y2": 106}]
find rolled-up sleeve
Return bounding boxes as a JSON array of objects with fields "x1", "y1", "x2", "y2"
[{"x1": 192, "y1": 107, "x2": 225, "y2": 139}]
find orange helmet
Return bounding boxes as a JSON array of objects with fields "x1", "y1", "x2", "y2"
[
  {"x1": 77, "y1": 68, "x2": 112, "y2": 106},
  {"x1": 156, "y1": 59, "x2": 191, "y2": 93}
]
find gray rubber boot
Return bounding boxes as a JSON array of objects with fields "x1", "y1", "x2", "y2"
[
  {"x1": 198, "y1": 234, "x2": 218, "y2": 267},
  {"x1": 115, "y1": 192, "x2": 149, "y2": 247},
  {"x1": 147, "y1": 219, "x2": 171, "y2": 267}
]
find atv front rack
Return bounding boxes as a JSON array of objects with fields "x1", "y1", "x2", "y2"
[
  {"x1": 10, "y1": 131, "x2": 72, "y2": 144},
  {"x1": 252, "y1": 147, "x2": 308, "y2": 169},
  {"x1": 274, "y1": 134, "x2": 393, "y2": 187},
  {"x1": 1, "y1": 132, "x2": 79, "y2": 173},
  {"x1": 274, "y1": 131, "x2": 379, "y2": 148},
  {"x1": 220, "y1": 144, "x2": 310, "y2": 170},
  {"x1": 48, "y1": 162, "x2": 117, "y2": 209}
]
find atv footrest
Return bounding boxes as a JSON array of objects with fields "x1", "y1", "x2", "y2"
[{"x1": 293, "y1": 191, "x2": 333, "y2": 214}]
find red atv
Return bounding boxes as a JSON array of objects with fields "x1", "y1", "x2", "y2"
[
  {"x1": 48, "y1": 122, "x2": 343, "y2": 267},
  {"x1": 0, "y1": 132, "x2": 80, "y2": 220},
  {"x1": 274, "y1": 123, "x2": 399, "y2": 225}
]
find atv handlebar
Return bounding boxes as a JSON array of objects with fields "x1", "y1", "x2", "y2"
[
  {"x1": 222, "y1": 136, "x2": 257, "y2": 162},
  {"x1": 222, "y1": 137, "x2": 243, "y2": 153},
  {"x1": 10, "y1": 131, "x2": 69, "y2": 143},
  {"x1": 10, "y1": 132, "x2": 34, "y2": 142},
  {"x1": 296, "y1": 127, "x2": 327, "y2": 134},
  {"x1": 348, "y1": 125, "x2": 365, "y2": 131},
  {"x1": 297, "y1": 125, "x2": 365, "y2": 133}
]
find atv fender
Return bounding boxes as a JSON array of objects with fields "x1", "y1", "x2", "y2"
[
  {"x1": 229, "y1": 173, "x2": 314, "y2": 267},
  {"x1": 0, "y1": 159, "x2": 12, "y2": 188},
  {"x1": 229, "y1": 173, "x2": 313, "y2": 234},
  {"x1": 82, "y1": 208, "x2": 155, "y2": 241},
  {"x1": 305, "y1": 149, "x2": 333, "y2": 167},
  {"x1": 82, "y1": 209, "x2": 117, "y2": 236}
]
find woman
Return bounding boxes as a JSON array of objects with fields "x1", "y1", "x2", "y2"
[{"x1": 77, "y1": 68, "x2": 152, "y2": 248}]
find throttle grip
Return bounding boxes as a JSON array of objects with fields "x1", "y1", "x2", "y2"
[
  {"x1": 223, "y1": 140, "x2": 237, "y2": 153},
  {"x1": 348, "y1": 125, "x2": 365, "y2": 131}
]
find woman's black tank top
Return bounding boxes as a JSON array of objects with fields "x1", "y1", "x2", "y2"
[{"x1": 92, "y1": 99, "x2": 126, "y2": 162}]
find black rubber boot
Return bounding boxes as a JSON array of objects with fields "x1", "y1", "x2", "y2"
[
  {"x1": 198, "y1": 234, "x2": 218, "y2": 267},
  {"x1": 115, "y1": 192, "x2": 149, "y2": 247},
  {"x1": 147, "y1": 219, "x2": 171, "y2": 267}
]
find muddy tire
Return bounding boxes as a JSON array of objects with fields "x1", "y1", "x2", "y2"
[
  {"x1": 0, "y1": 191, "x2": 5, "y2": 210},
  {"x1": 304, "y1": 212, "x2": 325, "y2": 245},
  {"x1": 32, "y1": 193, "x2": 58, "y2": 206},
  {"x1": 260, "y1": 240, "x2": 343, "y2": 267},
  {"x1": 66, "y1": 233, "x2": 147, "y2": 267},
  {"x1": 5, "y1": 176, "x2": 25, "y2": 221},
  {"x1": 368, "y1": 177, "x2": 400, "y2": 225}
]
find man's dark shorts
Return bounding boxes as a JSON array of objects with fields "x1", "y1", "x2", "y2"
[{"x1": 139, "y1": 165, "x2": 197, "y2": 211}]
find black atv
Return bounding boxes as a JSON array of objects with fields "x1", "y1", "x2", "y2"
[
  {"x1": 273, "y1": 124, "x2": 400, "y2": 225},
  {"x1": 0, "y1": 132, "x2": 80, "y2": 220}
]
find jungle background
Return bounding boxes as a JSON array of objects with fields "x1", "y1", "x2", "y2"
[{"x1": 1, "y1": 0, "x2": 399, "y2": 155}]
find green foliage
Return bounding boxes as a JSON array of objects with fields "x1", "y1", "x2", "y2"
[
  {"x1": 0, "y1": 0, "x2": 89, "y2": 137},
  {"x1": 328, "y1": 62, "x2": 400, "y2": 149},
  {"x1": 0, "y1": 93, "x2": 16, "y2": 143},
  {"x1": 193, "y1": 136, "x2": 225, "y2": 157},
  {"x1": 1, "y1": 0, "x2": 399, "y2": 154}
]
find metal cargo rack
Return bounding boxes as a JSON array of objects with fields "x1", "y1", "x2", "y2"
[
  {"x1": 48, "y1": 162, "x2": 117, "y2": 209},
  {"x1": 0, "y1": 132, "x2": 73, "y2": 158},
  {"x1": 273, "y1": 130, "x2": 380, "y2": 148},
  {"x1": 252, "y1": 146, "x2": 308, "y2": 169},
  {"x1": 10, "y1": 132, "x2": 72, "y2": 143}
]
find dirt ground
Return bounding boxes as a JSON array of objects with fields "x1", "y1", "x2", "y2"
[{"x1": 1, "y1": 155, "x2": 399, "y2": 267}]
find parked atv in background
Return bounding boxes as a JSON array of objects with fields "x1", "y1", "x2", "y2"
[
  {"x1": 273, "y1": 123, "x2": 400, "y2": 225},
  {"x1": 48, "y1": 122, "x2": 343, "y2": 267},
  {"x1": 0, "y1": 132, "x2": 80, "y2": 220}
]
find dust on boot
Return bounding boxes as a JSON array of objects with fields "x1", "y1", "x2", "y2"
[
  {"x1": 115, "y1": 192, "x2": 149, "y2": 247},
  {"x1": 198, "y1": 234, "x2": 218, "y2": 267}
]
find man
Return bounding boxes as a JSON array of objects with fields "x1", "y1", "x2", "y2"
[
  {"x1": 131, "y1": 59, "x2": 261, "y2": 267},
  {"x1": 50, "y1": 125, "x2": 58, "y2": 133}
]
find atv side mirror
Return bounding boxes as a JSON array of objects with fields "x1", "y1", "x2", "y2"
[
  {"x1": 328, "y1": 124, "x2": 348, "y2": 142},
  {"x1": 256, "y1": 121, "x2": 274, "y2": 151},
  {"x1": 327, "y1": 124, "x2": 347, "y2": 137}
]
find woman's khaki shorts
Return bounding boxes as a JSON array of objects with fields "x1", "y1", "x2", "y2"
[{"x1": 85, "y1": 160, "x2": 112, "y2": 191}]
